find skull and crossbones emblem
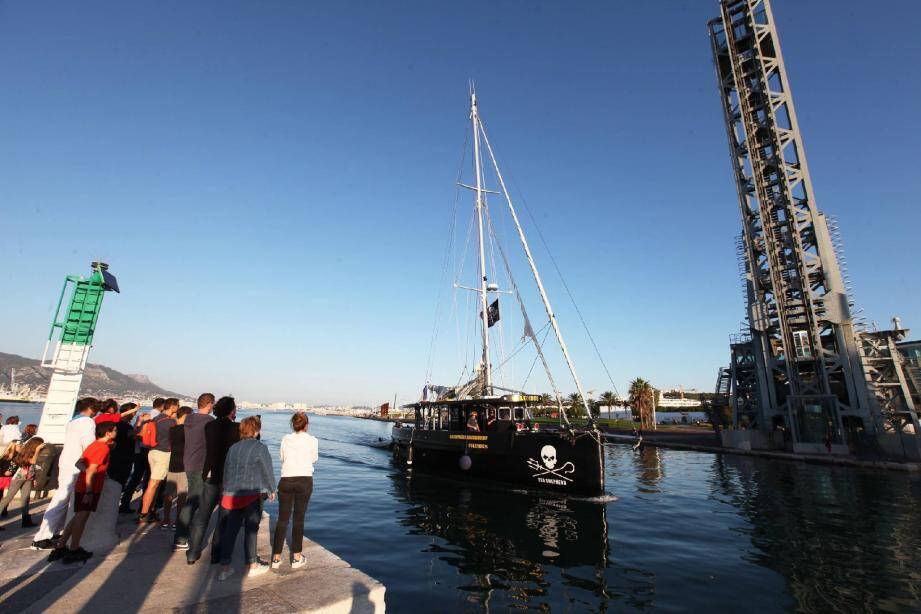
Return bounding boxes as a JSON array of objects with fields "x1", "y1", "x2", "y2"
[{"x1": 526, "y1": 445, "x2": 576, "y2": 482}]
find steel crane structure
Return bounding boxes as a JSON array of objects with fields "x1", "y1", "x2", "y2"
[{"x1": 707, "y1": 0, "x2": 918, "y2": 455}]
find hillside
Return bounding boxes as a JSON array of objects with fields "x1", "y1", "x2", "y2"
[{"x1": 0, "y1": 351, "x2": 183, "y2": 399}]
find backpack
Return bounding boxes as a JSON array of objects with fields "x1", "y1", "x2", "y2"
[{"x1": 140, "y1": 419, "x2": 159, "y2": 448}]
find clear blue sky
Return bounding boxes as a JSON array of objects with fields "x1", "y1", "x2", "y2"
[{"x1": 1, "y1": 1, "x2": 919, "y2": 404}]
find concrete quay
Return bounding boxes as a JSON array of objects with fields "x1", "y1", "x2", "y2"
[
  {"x1": 604, "y1": 432, "x2": 921, "y2": 472},
  {"x1": 0, "y1": 495, "x2": 385, "y2": 613}
]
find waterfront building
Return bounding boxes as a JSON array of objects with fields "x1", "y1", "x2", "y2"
[{"x1": 657, "y1": 397, "x2": 702, "y2": 409}]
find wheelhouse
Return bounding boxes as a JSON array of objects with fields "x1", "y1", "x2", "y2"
[{"x1": 406, "y1": 395, "x2": 555, "y2": 433}]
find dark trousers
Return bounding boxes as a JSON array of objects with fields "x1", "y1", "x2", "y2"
[
  {"x1": 272, "y1": 476, "x2": 313, "y2": 556},
  {"x1": 219, "y1": 499, "x2": 262, "y2": 565},
  {"x1": 175, "y1": 470, "x2": 204, "y2": 543},
  {"x1": 187, "y1": 480, "x2": 227, "y2": 562},
  {"x1": 108, "y1": 460, "x2": 132, "y2": 487},
  {"x1": 120, "y1": 449, "x2": 150, "y2": 510}
]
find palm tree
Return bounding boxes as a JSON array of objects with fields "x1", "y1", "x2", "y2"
[
  {"x1": 566, "y1": 392, "x2": 586, "y2": 418},
  {"x1": 589, "y1": 399, "x2": 601, "y2": 419},
  {"x1": 628, "y1": 378, "x2": 656, "y2": 430},
  {"x1": 599, "y1": 391, "x2": 619, "y2": 419},
  {"x1": 533, "y1": 393, "x2": 555, "y2": 418}
]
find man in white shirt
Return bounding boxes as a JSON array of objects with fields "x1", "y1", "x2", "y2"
[{"x1": 32, "y1": 398, "x2": 100, "y2": 549}]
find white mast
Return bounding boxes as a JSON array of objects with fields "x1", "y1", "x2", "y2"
[
  {"x1": 479, "y1": 120, "x2": 593, "y2": 423},
  {"x1": 471, "y1": 88, "x2": 492, "y2": 395}
]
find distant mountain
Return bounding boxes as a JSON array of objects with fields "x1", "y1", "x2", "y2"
[{"x1": 0, "y1": 351, "x2": 183, "y2": 399}]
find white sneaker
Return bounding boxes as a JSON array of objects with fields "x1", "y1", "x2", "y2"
[
  {"x1": 247, "y1": 562, "x2": 270, "y2": 578},
  {"x1": 291, "y1": 556, "x2": 306, "y2": 570},
  {"x1": 218, "y1": 568, "x2": 235, "y2": 582},
  {"x1": 271, "y1": 558, "x2": 281, "y2": 570}
]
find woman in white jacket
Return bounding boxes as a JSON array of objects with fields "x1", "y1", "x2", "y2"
[
  {"x1": 271, "y1": 411, "x2": 318, "y2": 569},
  {"x1": 217, "y1": 416, "x2": 276, "y2": 581}
]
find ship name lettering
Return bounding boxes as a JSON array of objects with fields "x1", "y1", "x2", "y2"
[
  {"x1": 448, "y1": 435, "x2": 488, "y2": 441},
  {"x1": 537, "y1": 477, "x2": 569, "y2": 486}
]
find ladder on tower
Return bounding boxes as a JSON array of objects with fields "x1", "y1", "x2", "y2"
[{"x1": 715, "y1": 367, "x2": 732, "y2": 396}]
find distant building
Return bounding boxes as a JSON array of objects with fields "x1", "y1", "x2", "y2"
[
  {"x1": 656, "y1": 388, "x2": 703, "y2": 409},
  {"x1": 657, "y1": 397, "x2": 702, "y2": 409},
  {"x1": 598, "y1": 407, "x2": 632, "y2": 421}
]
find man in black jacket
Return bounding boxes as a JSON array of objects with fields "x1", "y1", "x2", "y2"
[
  {"x1": 186, "y1": 396, "x2": 240, "y2": 565},
  {"x1": 108, "y1": 403, "x2": 139, "y2": 487}
]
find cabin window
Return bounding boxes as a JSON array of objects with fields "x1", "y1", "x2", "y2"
[
  {"x1": 499, "y1": 407, "x2": 511, "y2": 420},
  {"x1": 466, "y1": 409, "x2": 483, "y2": 432},
  {"x1": 450, "y1": 407, "x2": 463, "y2": 431},
  {"x1": 439, "y1": 407, "x2": 449, "y2": 430}
]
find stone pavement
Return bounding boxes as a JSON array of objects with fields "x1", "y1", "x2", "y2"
[{"x1": 0, "y1": 494, "x2": 385, "y2": 613}]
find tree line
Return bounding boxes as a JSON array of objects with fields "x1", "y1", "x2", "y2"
[{"x1": 539, "y1": 377, "x2": 656, "y2": 428}]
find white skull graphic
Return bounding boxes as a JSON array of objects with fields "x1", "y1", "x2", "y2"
[{"x1": 540, "y1": 445, "x2": 557, "y2": 469}]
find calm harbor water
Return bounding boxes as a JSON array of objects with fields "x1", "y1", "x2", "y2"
[{"x1": 4, "y1": 402, "x2": 921, "y2": 612}]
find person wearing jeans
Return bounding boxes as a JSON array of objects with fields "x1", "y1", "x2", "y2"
[
  {"x1": 271, "y1": 412, "x2": 318, "y2": 569},
  {"x1": 187, "y1": 396, "x2": 239, "y2": 564},
  {"x1": 174, "y1": 393, "x2": 214, "y2": 550},
  {"x1": 217, "y1": 416, "x2": 276, "y2": 582}
]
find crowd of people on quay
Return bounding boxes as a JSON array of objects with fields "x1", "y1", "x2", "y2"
[{"x1": 0, "y1": 395, "x2": 319, "y2": 580}]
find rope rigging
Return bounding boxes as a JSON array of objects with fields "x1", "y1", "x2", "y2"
[
  {"x1": 424, "y1": 92, "x2": 614, "y2": 427},
  {"x1": 488, "y1": 141, "x2": 621, "y2": 399},
  {"x1": 485, "y1": 205, "x2": 567, "y2": 422}
]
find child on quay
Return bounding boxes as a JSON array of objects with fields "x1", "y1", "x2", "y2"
[{"x1": 48, "y1": 422, "x2": 117, "y2": 564}]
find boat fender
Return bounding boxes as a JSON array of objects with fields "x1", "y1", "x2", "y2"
[{"x1": 459, "y1": 455, "x2": 472, "y2": 471}]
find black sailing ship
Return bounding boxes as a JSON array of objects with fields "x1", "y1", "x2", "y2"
[{"x1": 392, "y1": 89, "x2": 606, "y2": 497}]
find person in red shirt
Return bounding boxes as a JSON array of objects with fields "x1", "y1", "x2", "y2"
[
  {"x1": 94, "y1": 399, "x2": 124, "y2": 425},
  {"x1": 48, "y1": 422, "x2": 117, "y2": 564}
]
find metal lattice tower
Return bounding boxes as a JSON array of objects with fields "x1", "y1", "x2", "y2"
[{"x1": 708, "y1": 0, "x2": 878, "y2": 449}]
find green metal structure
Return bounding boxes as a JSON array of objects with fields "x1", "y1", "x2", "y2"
[{"x1": 38, "y1": 262, "x2": 119, "y2": 443}]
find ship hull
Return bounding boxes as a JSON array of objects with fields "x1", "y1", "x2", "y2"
[{"x1": 391, "y1": 426, "x2": 605, "y2": 497}]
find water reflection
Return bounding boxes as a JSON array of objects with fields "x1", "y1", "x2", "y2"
[
  {"x1": 709, "y1": 455, "x2": 921, "y2": 612},
  {"x1": 390, "y1": 471, "x2": 616, "y2": 610},
  {"x1": 633, "y1": 445, "x2": 664, "y2": 494}
]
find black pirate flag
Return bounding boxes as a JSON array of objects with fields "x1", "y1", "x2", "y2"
[{"x1": 482, "y1": 299, "x2": 500, "y2": 328}]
